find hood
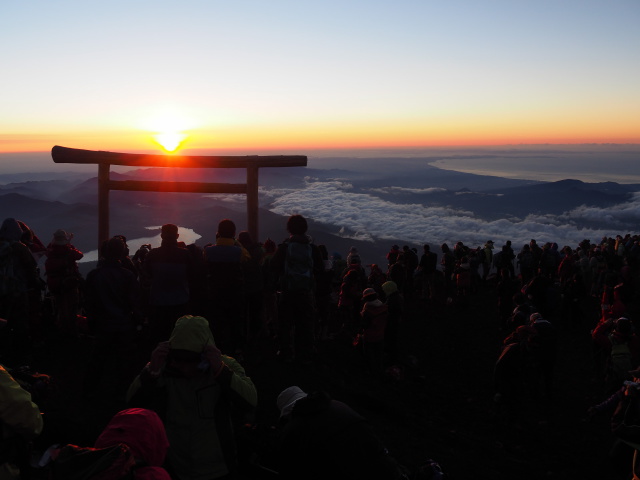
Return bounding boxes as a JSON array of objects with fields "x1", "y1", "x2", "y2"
[
  {"x1": 382, "y1": 281, "x2": 398, "y2": 296},
  {"x1": 0, "y1": 218, "x2": 22, "y2": 243},
  {"x1": 169, "y1": 315, "x2": 215, "y2": 352},
  {"x1": 95, "y1": 408, "x2": 169, "y2": 467}
]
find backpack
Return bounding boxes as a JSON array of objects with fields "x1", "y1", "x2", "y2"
[
  {"x1": 519, "y1": 251, "x2": 533, "y2": 269},
  {"x1": 609, "y1": 335, "x2": 633, "y2": 379},
  {"x1": 0, "y1": 241, "x2": 19, "y2": 297},
  {"x1": 283, "y1": 242, "x2": 314, "y2": 291},
  {"x1": 45, "y1": 250, "x2": 78, "y2": 293}
]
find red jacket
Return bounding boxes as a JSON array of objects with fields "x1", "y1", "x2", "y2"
[{"x1": 360, "y1": 300, "x2": 388, "y2": 343}]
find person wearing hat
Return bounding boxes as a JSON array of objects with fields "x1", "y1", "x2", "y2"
[
  {"x1": 359, "y1": 288, "x2": 388, "y2": 375},
  {"x1": 44, "y1": 227, "x2": 84, "y2": 338},
  {"x1": 128, "y1": 315, "x2": 257, "y2": 480},
  {"x1": 275, "y1": 386, "x2": 408, "y2": 480}
]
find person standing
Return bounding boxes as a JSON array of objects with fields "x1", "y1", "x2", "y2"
[
  {"x1": 203, "y1": 219, "x2": 250, "y2": 355},
  {"x1": 418, "y1": 244, "x2": 437, "y2": 301},
  {"x1": 143, "y1": 224, "x2": 194, "y2": 345},
  {"x1": 0, "y1": 218, "x2": 40, "y2": 364},
  {"x1": 44, "y1": 228, "x2": 83, "y2": 338},
  {"x1": 271, "y1": 215, "x2": 323, "y2": 363},
  {"x1": 83, "y1": 236, "x2": 143, "y2": 399}
]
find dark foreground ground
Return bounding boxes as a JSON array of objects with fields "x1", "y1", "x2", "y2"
[{"x1": 27, "y1": 282, "x2": 618, "y2": 480}]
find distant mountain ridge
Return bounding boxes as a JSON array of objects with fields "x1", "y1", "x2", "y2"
[{"x1": 1, "y1": 164, "x2": 638, "y2": 262}]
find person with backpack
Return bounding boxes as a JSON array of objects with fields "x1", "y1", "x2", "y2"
[
  {"x1": 270, "y1": 215, "x2": 323, "y2": 364},
  {"x1": 44, "y1": 228, "x2": 84, "y2": 338},
  {"x1": 517, "y1": 244, "x2": 535, "y2": 285}
]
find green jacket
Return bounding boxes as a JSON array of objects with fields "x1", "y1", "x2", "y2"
[
  {"x1": 127, "y1": 316, "x2": 257, "y2": 480},
  {"x1": 0, "y1": 365, "x2": 43, "y2": 480}
]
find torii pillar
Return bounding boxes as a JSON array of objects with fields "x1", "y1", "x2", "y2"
[{"x1": 51, "y1": 146, "x2": 307, "y2": 246}]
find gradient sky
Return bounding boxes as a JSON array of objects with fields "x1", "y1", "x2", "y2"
[{"x1": 1, "y1": 0, "x2": 639, "y2": 154}]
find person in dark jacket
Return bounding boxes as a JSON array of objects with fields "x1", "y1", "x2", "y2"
[
  {"x1": 238, "y1": 230, "x2": 265, "y2": 353},
  {"x1": 270, "y1": 215, "x2": 323, "y2": 363},
  {"x1": 0, "y1": 218, "x2": 40, "y2": 364},
  {"x1": 84, "y1": 236, "x2": 144, "y2": 398},
  {"x1": 276, "y1": 387, "x2": 409, "y2": 480},
  {"x1": 203, "y1": 219, "x2": 250, "y2": 354},
  {"x1": 44, "y1": 228, "x2": 83, "y2": 338},
  {"x1": 143, "y1": 224, "x2": 194, "y2": 345},
  {"x1": 418, "y1": 244, "x2": 437, "y2": 301}
]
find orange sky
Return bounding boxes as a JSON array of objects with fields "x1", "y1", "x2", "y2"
[{"x1": 2, "y1": 2, "x2": 639, "y2": 155}]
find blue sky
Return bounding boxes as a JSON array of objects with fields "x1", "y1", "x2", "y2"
[{"x1": 1, "y1": 0, "x2": 639, "y2": 154}]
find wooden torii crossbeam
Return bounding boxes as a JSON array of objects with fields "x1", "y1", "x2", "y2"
[{"x1": 51, "y1": 145, "x2": 307, "y2": 246}]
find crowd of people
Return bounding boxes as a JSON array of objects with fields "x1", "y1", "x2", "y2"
[{"x1": 1, "y1": 212, "x2": 640, "y2": 479}]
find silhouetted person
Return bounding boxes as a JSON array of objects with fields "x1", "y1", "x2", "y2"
[
  {"x1": 271, "y1": 214, "x2": 323, "y2": 363},
  {"x1": 143, "y1": 224, "x2": 194, "y2": 344},
  {"x1": 203, "y1": 219, "x2": 250, "y2": 354}
]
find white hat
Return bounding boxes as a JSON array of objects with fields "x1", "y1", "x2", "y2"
[{"x1": 277, "y1": 386, "x2": 307, "y2": 418}]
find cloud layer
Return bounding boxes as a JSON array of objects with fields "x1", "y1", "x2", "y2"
[{"x1": 263, "y1": 179, "x2": 640, "y2": 249}]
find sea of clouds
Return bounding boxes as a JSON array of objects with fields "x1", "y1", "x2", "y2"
[{"x1": 257, "y1": 178, "x2": 640, "y2": 249}]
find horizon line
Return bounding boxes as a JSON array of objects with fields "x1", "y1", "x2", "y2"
[{"x1": 2, "y1": 142, "x2": 640, "y2": 156}]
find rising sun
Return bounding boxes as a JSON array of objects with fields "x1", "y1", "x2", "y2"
[
  {"x1": 154, "y1": 131, "x2": 187, "y2": 153},
  {"x1": 142, "y1": 108, "x2": 193, "y2": 153}
]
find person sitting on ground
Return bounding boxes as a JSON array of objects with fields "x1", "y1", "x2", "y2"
[
  {"x1": 50, "y1": 407, "x2": 171, "y2": 480},
  {"x1": 276, "y1": 386, "x2": 409, "y2": 480},
  {"x1": 127, "y1": 315, "x2": 257, "y2": 480}
]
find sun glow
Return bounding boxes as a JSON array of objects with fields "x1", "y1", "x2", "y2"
[
  {"x1": 154, "y1": 131, "x2": 187, "y2": 152},
  {"x1": 140, "y1": 108, "x2": 195, "y2": 153}
]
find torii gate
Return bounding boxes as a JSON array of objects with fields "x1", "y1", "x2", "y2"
[{"x1": 51, "y1": 145, "x2": 307, "y2": 246}]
